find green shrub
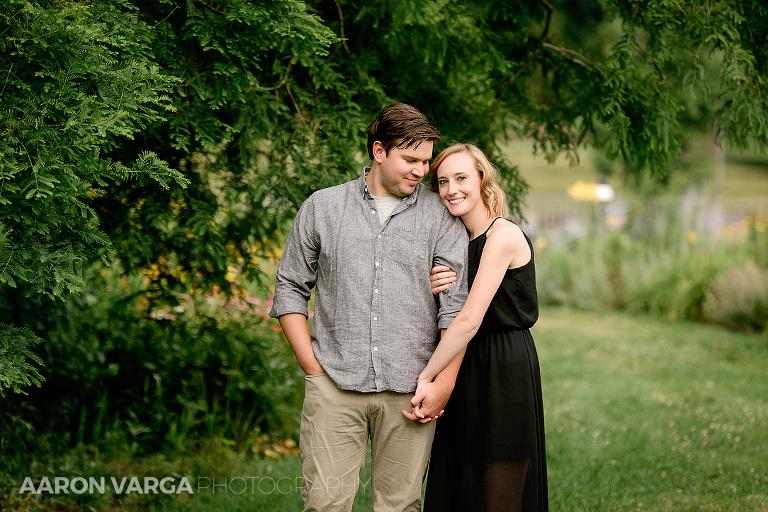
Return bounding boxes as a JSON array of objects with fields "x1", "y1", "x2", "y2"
[
  {"x1": 703, "y1": 261, "x2": 768, "y2": 332},
  {"x1": 618, "y1": 249, "x2": 732, "y2": 321},
  {"x1": 536, "y1": 236, "x2": 616, "y2": 310},
  {"x1": 0, "y1": 261, "x2": 303, "y2": 468}
]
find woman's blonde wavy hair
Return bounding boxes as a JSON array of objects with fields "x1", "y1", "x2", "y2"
[{"x1": 430, "y1": 143, "x2": 509, "y2": 219}]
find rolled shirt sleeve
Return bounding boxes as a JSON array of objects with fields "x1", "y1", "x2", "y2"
[
  {"x1": 433, "y1": 207, "x2": 469, "y2": 330},
  {"x1": 269, "y1": 194, "x2": 319, "y2": 319}
]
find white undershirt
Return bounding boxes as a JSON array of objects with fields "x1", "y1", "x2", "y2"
[{"x1": 372, "y1": 195, "x2": 403, "y2": 225}]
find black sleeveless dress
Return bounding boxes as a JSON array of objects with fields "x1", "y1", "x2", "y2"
[{"x1": 424, "y1": 220, "x2": 548, "y2": 511}]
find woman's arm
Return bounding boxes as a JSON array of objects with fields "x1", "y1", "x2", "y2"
[
  {"x1": 403, "y1": 335, "x2": 467, "y2": 423},
  {"x1": 412, "y1": 222, "x2": 530, "y2": 407}
]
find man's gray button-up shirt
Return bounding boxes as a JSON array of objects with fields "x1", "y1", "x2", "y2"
[{"x1": 269, "y1": 168, "x2": 469, "y2": 393}]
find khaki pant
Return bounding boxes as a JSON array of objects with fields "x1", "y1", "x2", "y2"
[{"x1": 300, "y1": 373, "x2": 436, "y2": 512}]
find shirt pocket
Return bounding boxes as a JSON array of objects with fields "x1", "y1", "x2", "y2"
[{"x1": 387, "y1": 226, "x2": 429, "y2": 271}]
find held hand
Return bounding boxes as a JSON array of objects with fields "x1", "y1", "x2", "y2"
[
  {"x1": 403, "y1": 383, "x2": 442, "y2": 423},
  {"x1": 402, "y1": 380, "x2": 453, "y2": 423},
  {"x1": 430, "y1": 265, "x2": 457, "y2": 296},
  {"x1": 410, "y1": 381, "x2": 430, "y2": 411},
  {"x1": 414, "y1": 381, "x2": 450, "y2": 419},
  {"x1": 403, "y1": 382, "x2": 432, "y2": 423},
  {"x1": 402, "y1": 409, "x2": 438, "y2": 423}
]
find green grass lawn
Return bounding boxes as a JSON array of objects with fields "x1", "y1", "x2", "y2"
[
  {"x1": 538, "y1": 307, "x2": 768, "y2": 512},
  {"x1": 163, "y1": 306, "x2": 768, "y2": 512}
]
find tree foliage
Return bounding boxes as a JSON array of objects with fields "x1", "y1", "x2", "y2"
[
  {"x1": 0, "y1": 323, "x2": 44, "y2": 397},
  {"x1": 1, "y1": 0, "x2": 768, "y2": 399},
  {"x1": 0, "y1": 0, "x2": 184, "y2": 299},
  {"x1": 4, "y1": 0, "x2": 768, "y2": 299},
  {"x1": 0, "y1": 0, "x2": 186, "y2": 395}
]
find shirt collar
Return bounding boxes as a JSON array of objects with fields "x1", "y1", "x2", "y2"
[{"x1": 360, "y1": 167, "x2": 374, "y2": 199}]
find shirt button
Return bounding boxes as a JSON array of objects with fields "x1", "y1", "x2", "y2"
[
  {"x1": 374, "y1": 289, "x2": 379, "y2": 294},
  {"x1": 375, "y1": 262, "x2": 379, "y2": 267},
  {"x1": 378, "y1": 234, "x2": 382, "y2": 239},
  {"x1": 371, "y1": 210, "x2": 376, "y2": 215},
  {"x1": 373, "y1": 347, "x2": 378, "y2": 352},
  {"x1": 373, "y1": 316, "x2": 378, "y2": 321}
]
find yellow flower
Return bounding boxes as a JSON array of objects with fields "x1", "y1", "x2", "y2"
[
  {"x1": 567, "y1": 181, "x2": 598, "y2": 202},
  {"x1": 567, "y1": 181, "x2": 615, "y2": 202}
]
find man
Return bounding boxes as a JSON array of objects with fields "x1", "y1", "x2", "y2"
[{"x1": 269, "y1": 102, "x2": 468, "y2": 511}]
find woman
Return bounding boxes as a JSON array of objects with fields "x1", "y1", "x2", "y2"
[{"x1": 412, "y1": 143, "x2": 548, "y2": 511}]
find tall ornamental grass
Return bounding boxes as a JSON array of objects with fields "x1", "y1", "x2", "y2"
[{"x1": 535, "y1": 196, "x2": 767, "y2": 332}]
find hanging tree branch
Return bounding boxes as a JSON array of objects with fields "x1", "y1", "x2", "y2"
[
  {"x1": 459, "y1": 0, "x2": 554, "y2": 139},
  {"x1": 542, "y1": 43, "x2": 605, "y2": 77},
  {"x1": 333, "y1": 0, "x2": 350, "y2": 55},
  {"x1": 508, "y1": 0, "x2": 555, "y2": 85}
]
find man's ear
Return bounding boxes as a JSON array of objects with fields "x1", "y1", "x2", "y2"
[{"x1": 372, "y1": 141, "x2": 386, "y2": 164}]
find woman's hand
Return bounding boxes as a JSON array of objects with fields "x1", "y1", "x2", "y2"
[
  {"x1": 430, "y1": 265, "x2": 457, "y2": 296},
  {"x1": 402, "y1": 380, "x2": 448, "y2": 423}
]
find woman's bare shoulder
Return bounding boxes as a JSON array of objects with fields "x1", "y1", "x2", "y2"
[
  {"x1": 486, "y1": 219, "x2": 530, "y2": 267},
  {"x1": 486, "y1": 219, "x2": 526, "y2": 246}
]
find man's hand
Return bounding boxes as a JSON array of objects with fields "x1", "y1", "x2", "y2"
[
  {"x1": 402, "y1": 379, "x2": 454, "y2": 423},
  {"x1": 430, "y1": 265, "x2": 457, "y2": 295}
]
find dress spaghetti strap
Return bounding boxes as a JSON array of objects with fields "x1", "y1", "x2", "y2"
[{"x1": 476, "y1": 217, "x2": 503, "y2": 240}]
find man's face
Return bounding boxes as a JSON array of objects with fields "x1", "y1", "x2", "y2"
[{"x1": 370, "y1": 140, "x2": 433, "y2": 197}]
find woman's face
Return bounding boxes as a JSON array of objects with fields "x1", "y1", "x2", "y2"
[{"x1": 435, "y1": 151, "x2": 483, "y2": 217}]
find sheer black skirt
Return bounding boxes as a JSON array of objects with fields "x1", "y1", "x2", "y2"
[{"x1": 424, "y1": 328, "x2": 548, "y2": 511}]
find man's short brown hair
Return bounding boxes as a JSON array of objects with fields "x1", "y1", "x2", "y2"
[{"x1": 367, "y1": 103, "x2": 440, "y2": 160}]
